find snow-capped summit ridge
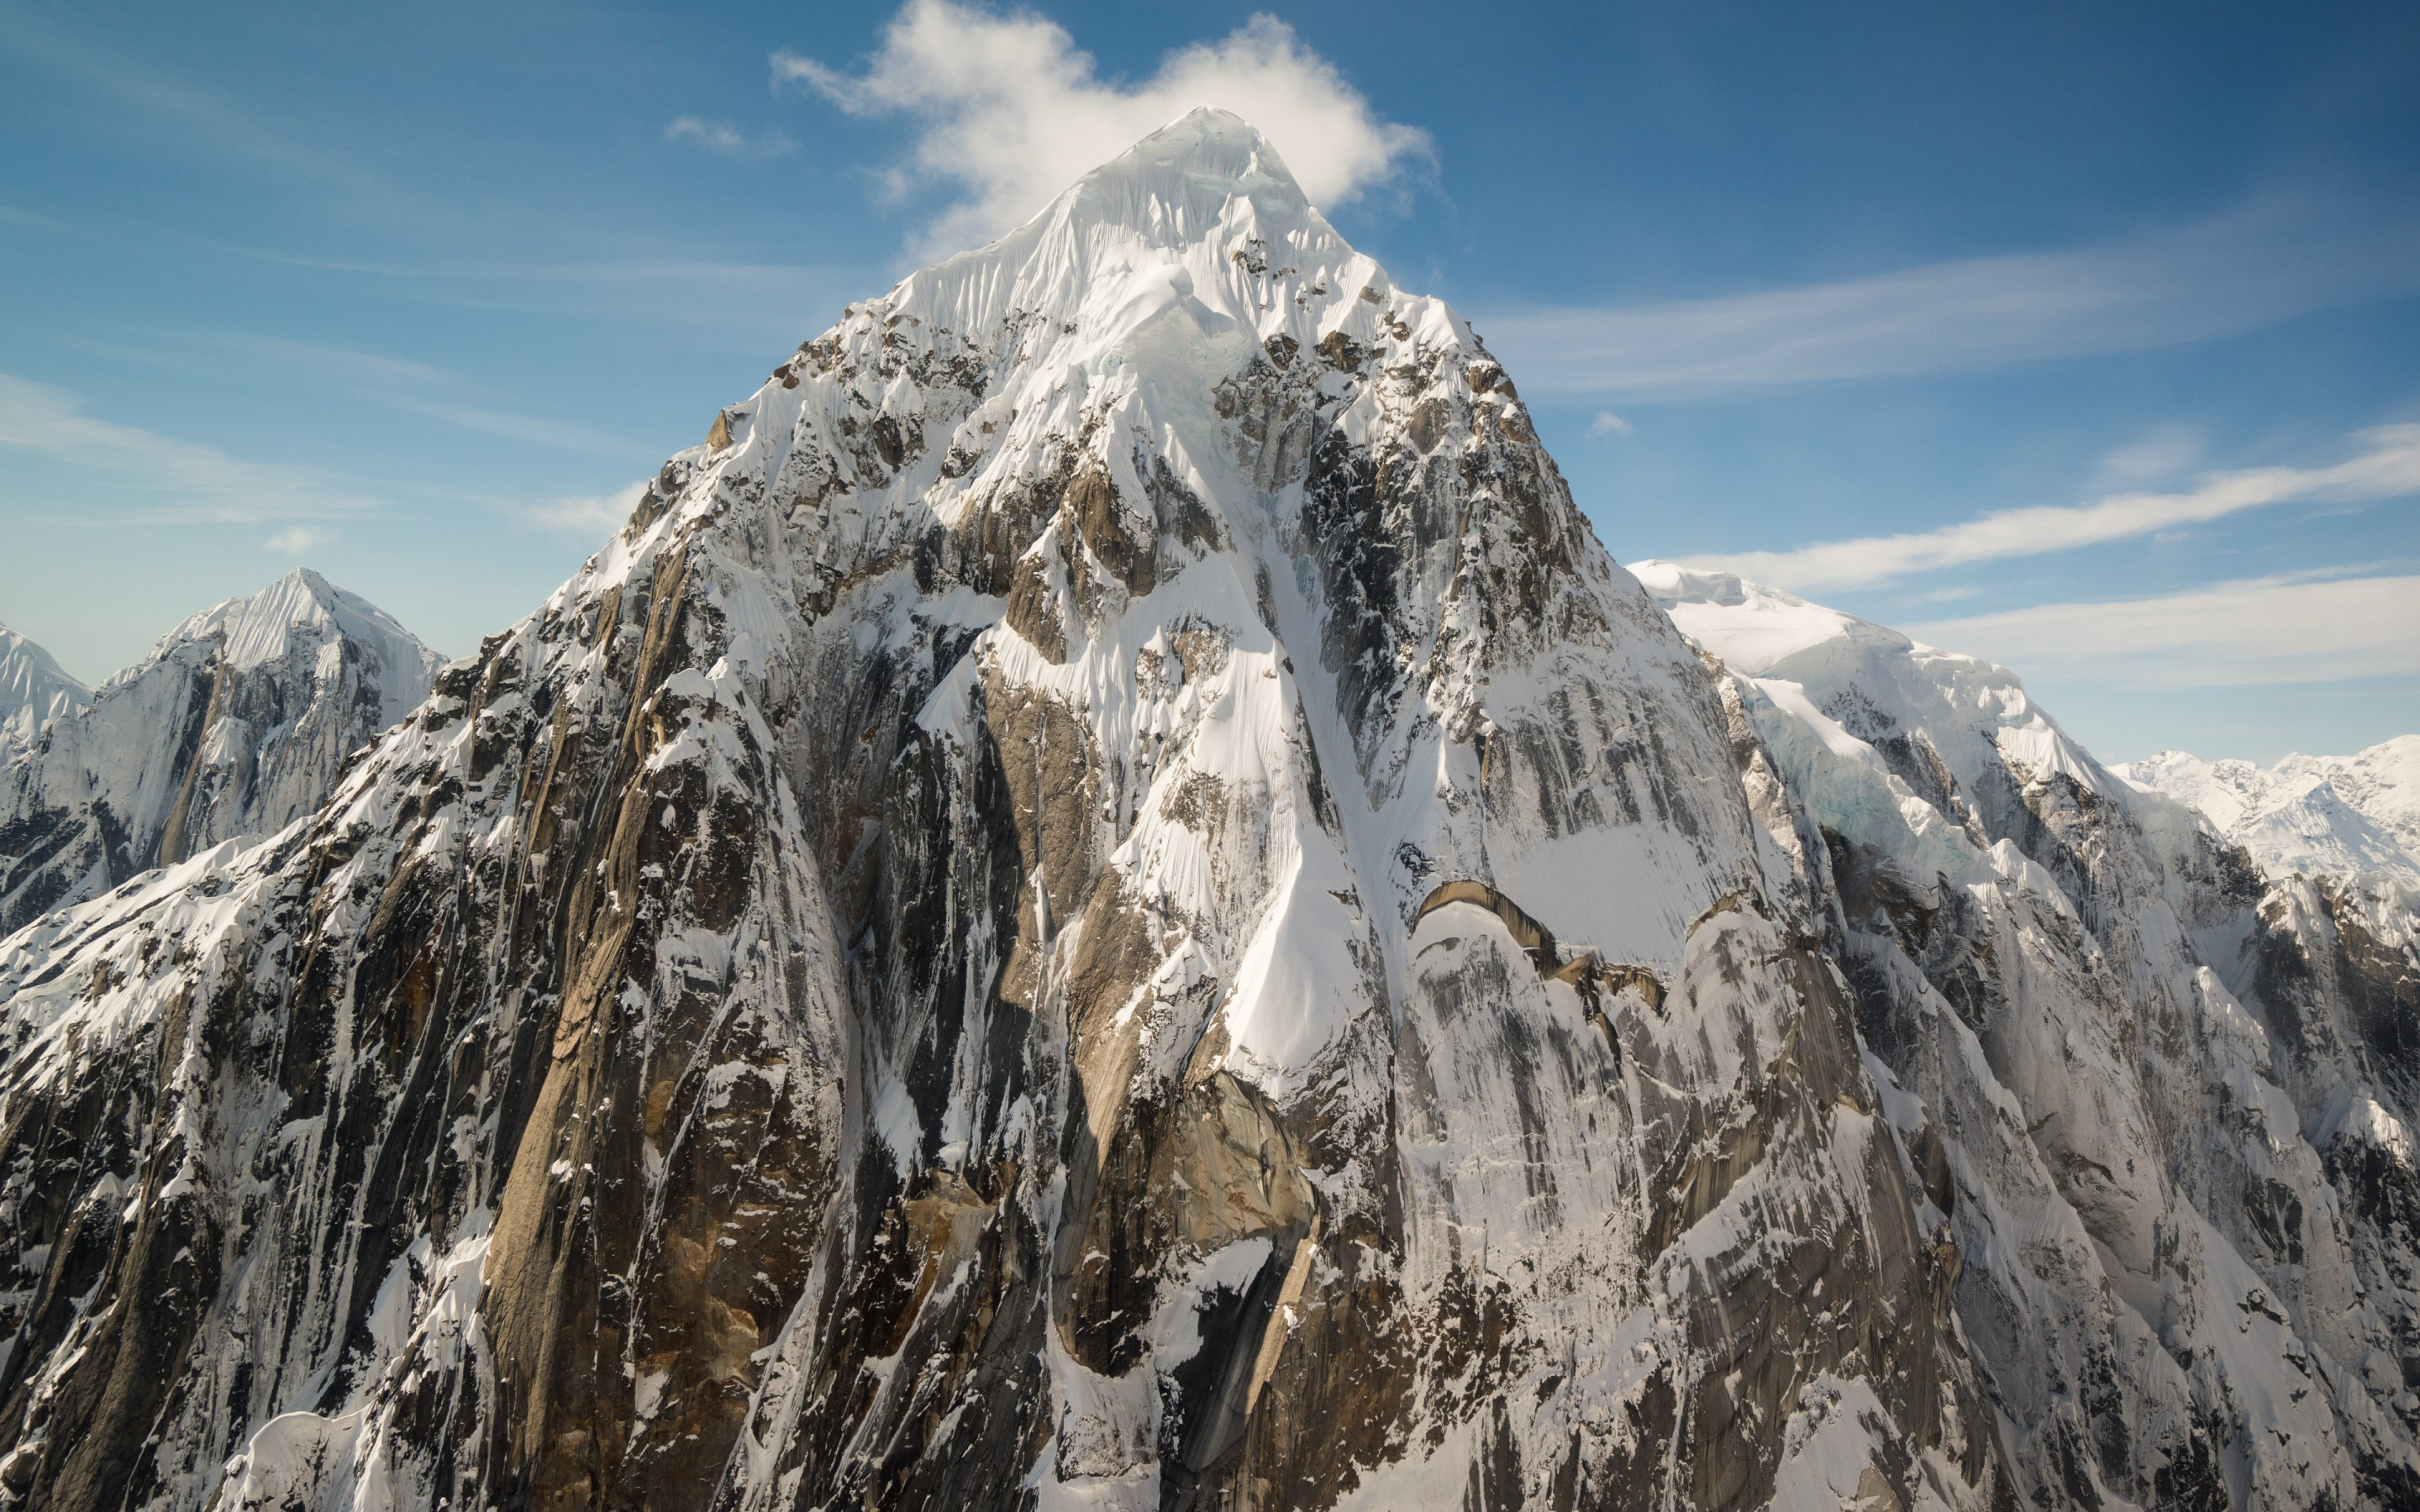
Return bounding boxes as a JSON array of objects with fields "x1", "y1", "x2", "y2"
[
  {"x1": 723, "y1": 105, "x2": 1419, "y2": 484},
  {"x1": 139, "y1": 566, "x2": 434, "y2": 719}
]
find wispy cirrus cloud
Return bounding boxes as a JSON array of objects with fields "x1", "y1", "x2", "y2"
[
  {"x1": 777, "y1": 0, "x2": 1430, "y2": 257},
  {"x1": 266, "y1": 523, "x2": 334, "y2": 554},
  {"x1": 1682, "y1": 424, "x2": 2420, "y2": 591},
  {"x1": 0, "y1": 371, "x2": 375, "y2": 522},
  {"x1": 665, "y1": 116, "x2": 795, "y2": 158},
  {"x1": 176, "y1": 235, "x2": 853, "y2": 341},
  {"x1": 1908, "y1": 569, "x2": 2420, "y2": 687},
  {"x1": 519, "y1": 480, "x2": 646, "y2": 538},
  {"x1": 1480, "y1": 197, "x2": 2420, "y2": 401},
  {"x1": 76, "y1": 331, "x2": 655, "y2": 458}
]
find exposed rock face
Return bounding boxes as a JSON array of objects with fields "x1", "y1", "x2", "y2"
[
  {"x1": 0, "y1": 626, "x2": 87, "y2": 770},
  {"x1": 1641, "y1": 561, "x2": 2420, "y2": 1510},
  {"x1": 0, "y1": 568, "x2": 439, "y2": 932},
  {"x1": 0, "y1": 115, "x2": 2012, "y2": 1510}
]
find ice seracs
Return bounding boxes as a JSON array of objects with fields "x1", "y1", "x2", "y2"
[{"x1": 0, "y1": 566, "x2": 439, "y2": 932}]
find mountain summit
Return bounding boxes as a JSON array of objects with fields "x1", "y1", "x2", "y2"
[
  {"x1": 0, "y1": 113, "x2": 2003, "y2": 1511},
  {"x1": 3, "y1": 113, "x2": 2414, "y2": 1512},
  {"x1": 0, "y1": 622, "x2": 87, "y2": 767}
]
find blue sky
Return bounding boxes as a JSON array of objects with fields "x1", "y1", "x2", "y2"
[{"x1": 2, "y1": 0, "x2": 2413, "y2": 763}]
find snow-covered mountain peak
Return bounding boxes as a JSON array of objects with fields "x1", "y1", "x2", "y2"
[
  {"x1": 1, "y1": 570, "x2": 440, "y2": 932},
  {"x1": 668, "y1": 108, "x2": 1461, "y2": 562},
  {"x1": 1632, "y1": 559, "x2": 2115, "y2": 820},
  {"x1": 0, "y1": 620, "x2": 89, "y2": 765},
  {"x1": 137, "y1": 565, "x2": 437, "y2": 722}
]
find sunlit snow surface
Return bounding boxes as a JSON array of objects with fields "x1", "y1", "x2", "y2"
[
  {"x1": 0, "y1": 567, "x2": 440, "y2": 931},
  {"x1": 0, "y1": 622, "x2": 87, "y2": 769},
  {"x1": 2118, "y1": 738, "x2": 2420, "y2": 888}
]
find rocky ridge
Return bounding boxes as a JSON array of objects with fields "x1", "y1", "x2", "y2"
[{"x1": 1639, "y1": 560, "x2": 2420, "y2": 1510}]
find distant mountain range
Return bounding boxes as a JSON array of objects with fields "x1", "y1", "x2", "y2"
[{"x1": 2118, "y1": 738, "x2": 2420, "y2": 887}]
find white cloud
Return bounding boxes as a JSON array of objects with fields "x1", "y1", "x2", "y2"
[
  {"x1": 666, "y1": 116, "x2": 795, "y2": 157},
  {"x1": 1684, "y1": 424, "x2": 2420, "y2": 591},
  {"x1": 1587, "y1": 411, "x2": 1633, "y2": 437},
  {"x1": 1479, "y1": 197, "x2": 2420, "y2": 400},
  {"x1": 776, "y1": 1, "x2": 1429, "y2": 256},
  {"x1": 523, "y1": 480, "x2": 647, "y2": 538},
  {"x1": 147, "y1": 333, "x2": 645, "y2": 455},
  {"x1": 0, "y1": 371, "x2": 374, "y2": 522},
  {"x1": 266, "y1": 524, "x2": 332, "y2": 554},
  {"x1": 1907, "y1": 570, "x2": 2420, "y2": 687},
  {"x1": 2096, "y1": 424, "x2": 2202, "y2": 484}
]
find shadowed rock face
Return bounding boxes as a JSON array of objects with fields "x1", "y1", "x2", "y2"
[{"x1": 0, "y1": 114, "x2": 2008, "y2": 1512}]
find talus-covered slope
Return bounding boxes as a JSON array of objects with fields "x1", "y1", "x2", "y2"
[
  {"x1": 1640, "y1": 560, "x2": 2420, "y2": 1509},
  {"x1": 0, "y1": 567, "x2": 439, "y2": 933},
  {"x1": 0, "y1": 113, "x2": 2005, "y2": 1511}
]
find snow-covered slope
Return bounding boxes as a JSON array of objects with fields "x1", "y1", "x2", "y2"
[
  {"x1": 2119, "y1": 739, "x2": 2420, "y2": 887},
  {"x1": 0, "y1": 114, "x2": 2010, "y2": 1512},
  {"x1": 0, "y1": 624, "x2": 87, "y2": 767},
  {"x1": 0, "y1": 567, "x2": 439, "y2": 932},
  {"x1": 1639, "y1": 559, "x2": 2420, "y2": 1509}
]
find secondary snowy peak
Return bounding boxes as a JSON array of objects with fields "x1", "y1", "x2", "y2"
[
  {"x1": 2119, "y1": 738, "x2": 2420, "y2": 885},
  {"x1": 146, "y1": 566, "x2": 436, "y2": 723},
  {"x1": 1632, "y1": 559, "x2": 2139, "y2": 874},
  {"x1": 0, "y1": 622, "x2": 88, "y2": 766},
  {"x1": 0, "y1": 568, "x2": 440, "y2": 931}
]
